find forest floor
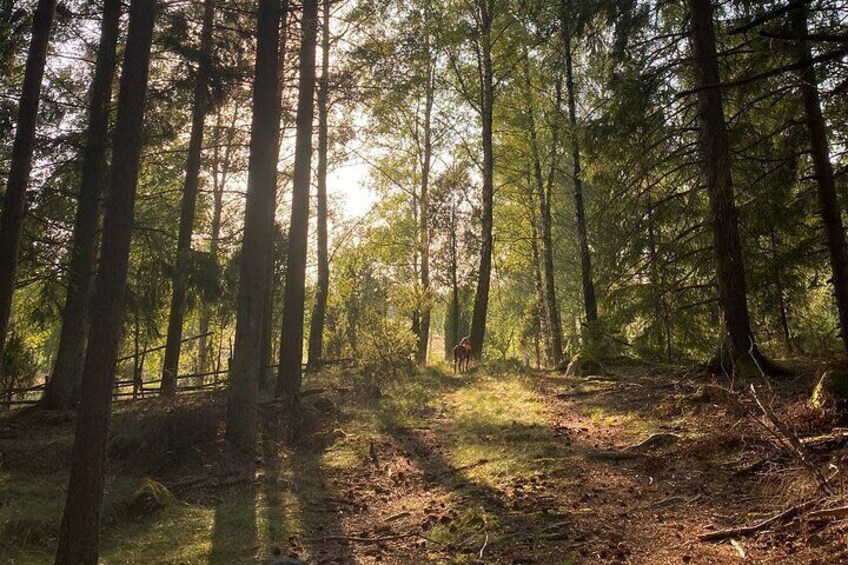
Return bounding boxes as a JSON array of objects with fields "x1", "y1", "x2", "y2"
[{"x1": 2, "y1": 359, "x2": 848, "y2": 564}]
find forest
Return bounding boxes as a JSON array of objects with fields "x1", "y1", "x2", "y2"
[{"x1": 2, "y1": 0, "x2": 848, "y2": 562}]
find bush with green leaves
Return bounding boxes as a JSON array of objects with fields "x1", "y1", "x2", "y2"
[
  {"x1": 355, "y1": 317, "x2": 416, "y2": 380},
  {"x1": 1, "y1": 334, "x2": 38, "y2": 401}
]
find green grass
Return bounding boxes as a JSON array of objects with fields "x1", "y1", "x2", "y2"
[
  {"x1": 441, "y1": 374, "x2": 563, "y2": 486},
  {"x1": 1, "y1": 364, "x2": 577, "y2": 564}
]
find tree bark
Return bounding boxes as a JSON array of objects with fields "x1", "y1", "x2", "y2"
[
  {"x1": 226, "y1": 0, "x2": 281, "y2": 451},
  {"x1": 54, "y1": 1, "x2": 157, "y2": 562},
  {"x1": 307, "y1": 0, "x2": 331, "y2": 370},
  {"x1": 564, "y1": 33, "x2": 598, "y2": 327},
  {"x1": 43, "y1": 0, "x2": 121, "y2": 409},
  {"x1": 276, "y1": 0, "x2": 319, "y2": 403},
  {"x1": 469, "y1": 0, "x2": 494, "y2": 358},
  {"x1": 523, "y1": 53, "x2": 564, "y2": 364},
  {"x1": 161, "y1": 0, "x2": 216, "y2": 396},
  {"x1": 528, "y1": 185, "x2": 553, "y2": 364},
  {"x1": 688, "y1": 0, "x2": 767, "y2": 368},
  {"x1": 0, "y1": 0, "x2": 58, "y2": 356},
  {"x1": 791, "y1": 4, "x2": 848, "y2": 352},
  {"x1": 769, "y1": 225, "x2": 793, "y2": 353},
  {"x1": 446, "y1": 195, "x2": 460, "y2": 357},
  {"x1": 416, "y1": 26, "x2": 435, "y2": 365},
  {"x1": 258, "y1": 0, "x2": 290, "y2": 389},
  {"x1": 198, "y1": 107, "x2": 237, "y2": 374}
]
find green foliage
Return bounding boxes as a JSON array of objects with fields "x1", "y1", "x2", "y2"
[
  {"x1": 355, "y1": 317, "x2": 417, "y2": 379},
  {"x1": 124, "y1": 478, "x2": 177, "y2": 517},
  {"x1": 0, "y1": 334, "x2": 37, "y2": 396},
  {"x1": 811, "y1": 369, "x2": 848, "y2": 410}
]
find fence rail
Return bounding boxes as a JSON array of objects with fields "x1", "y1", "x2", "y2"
[{"x1": 4, "y1": 355, "x2": 355, "y2": 409}]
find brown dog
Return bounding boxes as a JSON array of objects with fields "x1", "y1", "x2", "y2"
[{"x1": 453, "y1": 337, "x2": 474, "y2": 373}]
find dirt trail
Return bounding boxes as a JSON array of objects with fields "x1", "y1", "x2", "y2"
[
  {"x1": 282, "y1": 366, "x2": 845, "y2": 564},
  {"x1": 2, "y1": 364, "x2": 845, "y2": 564}
]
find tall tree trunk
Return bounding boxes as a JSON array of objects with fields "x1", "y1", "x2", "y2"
[
  {"x1": 198, "y1": 107, "x2": 237, "y2": 374},
  {"x1": 0, "y1": 0, "x2": 57, "y2": 356},
  {"x1": 688, "y1": 0, "x2": 769, "y2": 370},
  {"x1": 54, "y1": 1, "x2": 157, "y2": 562},
  {"x1": 411, "y1": 191, "x2": 420, "y2": 340},
  {"x1": 225, "y1": 0, "x2": 281, "y2": 451},
  {"x1": 769, "y1": 225, "x2": 793, "y2": 353},
  {"x1": 528, "y1": 188, "x2": 553, "y2": 364},
  {"x1": 791, "y1": 4, "x2": 848, "y2": 351},
  {"x1": 646, "y1": 202, "x2": 672, "y2": 360},
  {"x1": 469, "y1": 2, "x2": 494, "y2": 358},
  {"x1": 161, "y1": 0, "x2": 216, "y2": 396},
  {"x1": 416, "y1": 35, "x2": 435, "y2": 365},
  {"x1": 43, "y1": 0, "x2": 121, "y2": 409},
  {"x1": 447, "y1": 197, "x2": 460, "y2": 357},
  {"x1": 564, "y1": 34, "x2": 598, "y2": 327},
  {"x1": 258, "y1": 1, "x2": 290, "y2": 388},
  {"x1": 307, "y1": 0, "x2": 331, "y2": 370},
  {"x1": 523, "y1": 53, "x2": 564, "y2": 364},
  {"x1": 276, "y1": 0, "x2": 319, "y2": 403}
]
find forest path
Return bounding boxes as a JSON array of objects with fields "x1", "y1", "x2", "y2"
[
  {"x1": 1, "y1": 363, "x2": 842, "y2": 564},
  {"x1": 282, "y1": 363, "x2": 837, "y2": 564}
]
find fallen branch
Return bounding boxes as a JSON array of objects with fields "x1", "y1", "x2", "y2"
[
  {"x1": 732, "y1": 456, "x2": 771, "y2": 476},
  {"x1": 699, "y1": 499, "x2": 820, "y2": 541},
  {"x1": 800, "y1": 430, "x2": 848, "y2": 448},
  {"x1": 586, "y1": 450, "x2": 641, "y2": 461},
  {"x1": 478, "y1": 531, "x2": 489, "y2": 560},
  {"x1": 305, "y1": 532, "x2": 415, "y2": 544},
  {"x1": 806, "y1": 505, "x2": 848, "y2": 522},
  {"x1": 384, "y1": 511, "x2": 411, "y2": 522},
  {"x1": 625, "y1": 432, "x2": 680, "y2": 452},
  {"x1": 749, "y1": 383, "x2": 833, "y2": 495},
  {"x1": 432, "y1": 458, "x2": 491, "y2": 478},
  {"x1": 167, "y1": 471, "x2": 251, "y2": 491}
]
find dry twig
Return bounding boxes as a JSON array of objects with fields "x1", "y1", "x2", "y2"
[{"x1": 699, "y1": 499, "x2": 820, "y2": 542}]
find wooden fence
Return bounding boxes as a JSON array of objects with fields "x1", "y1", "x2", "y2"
[{"x1": 3, "y1": 333, "x2": 355, "y2": 409}]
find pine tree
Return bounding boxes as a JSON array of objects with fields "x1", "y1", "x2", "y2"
[
  {"x1": 54, "y1": 1, "x2": 158, "y2": 561},
  {"x1": 43, "y1": 0, "x2": 121, "y2": 409},
  {"x1": 0, "y1": 0, "x2": 58, "y2": 356},
  {"x1": 276, "y1": 0, "x2": 320, "y2": 403},
  {"x1": 226, "y1": 0, "x2": 281, "y2": 450},
  {"x1": 307, "y1": 0, "x2": 332, "y2": 370},
  {"x1": 161, "y1": 0, "x2": 217, "y2": 396}
]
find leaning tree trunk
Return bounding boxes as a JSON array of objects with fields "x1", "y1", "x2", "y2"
[
  {"x1": 469, "y1": 6, "x2": 494, "y2": 358},
  {"x1": 791, "y1": 4, "x2": 848, "y2": 352},
  {"x1": 225, "y1": 0, "x2": 281, "y2": 451},
  {"x1": 160, "y1": 0, "x2": 216, "y2": 396},
  {"x1": 0, "y1": 0, "x2": 57, "y2": 356},
  {"x1": 54, "y1": 1, "x2": 157, "y2": 562},
  {"x1": 564, "y1": 35, "x2": 598, "y2": 328},
  {"x1": 307, "y1": 0, "x2": 331, "y2": 371},
  {"x1": 43, "y1": 0, "x2": 121, "y2": 409},
  {"x1": 688, "y1": 0, "x2": 773, "y2": 371}
]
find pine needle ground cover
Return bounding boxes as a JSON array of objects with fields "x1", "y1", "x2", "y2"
[{"x1": 2, "y1": 363, "x2": 847, "y2": 563}]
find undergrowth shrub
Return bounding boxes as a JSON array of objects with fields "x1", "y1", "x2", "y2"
[
  {"x1": 109, "y1": 397, "x2": 222, "y2": 473},
  {"x1": 354, "y1": 318, "x2": 416, "y2": 381},
  {"x1": 485, "y1": 357, "x2": 532, "y2": 378},
  {"x1": 0, "y1": 334, "x2": 37, "y2": 403}
]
